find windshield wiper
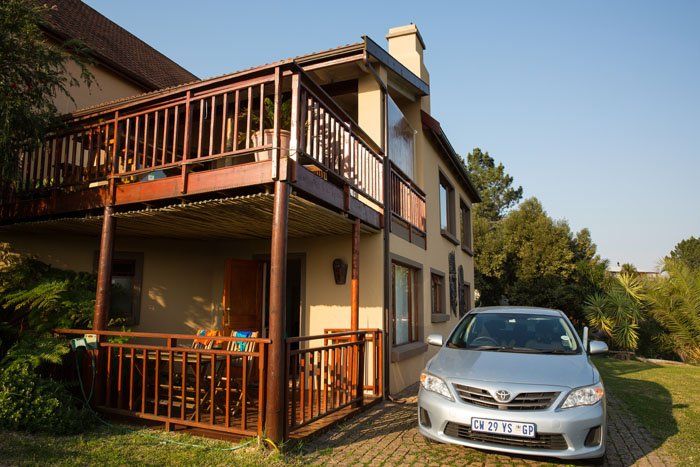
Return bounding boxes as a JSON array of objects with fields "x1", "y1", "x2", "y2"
[
  {"x1": 467, "y1": 345, "x2": 552, "y2": 354},
  {"x1": 467, "y1": 345, "x2": 505, "y2": 351},
  {"x1": 538, "y1": 349, "x2": 578, "y2": 355}
]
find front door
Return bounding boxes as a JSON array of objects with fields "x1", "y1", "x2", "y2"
[{"x1": 222, "y1": 259, "x2": 264, "y2": 335}]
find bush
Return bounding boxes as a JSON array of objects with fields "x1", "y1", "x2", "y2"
[{"x1": 0, "y1": 334, "x2": 92, "y2": 434}]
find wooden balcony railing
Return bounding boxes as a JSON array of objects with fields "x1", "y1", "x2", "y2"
[
  {"x1": 55, "y1": 329, "x2": 269, "y2": 437},
  {"x1": 285, "y1": 329, "x2": 382, "y2": 432},
  {"x1": 390, "y1": 162, "x2": 426, "y2": 234},
  {"x1": 298, "y1": 76, "x2": 384, "y2": 205},
  {"x1": 10, "y1": 64, "x2": 383, "y2": 208}
]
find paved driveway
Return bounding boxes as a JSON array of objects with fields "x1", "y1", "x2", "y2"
[{"x1": 300, "y1": 384, "x2": 674, "y2": 466}]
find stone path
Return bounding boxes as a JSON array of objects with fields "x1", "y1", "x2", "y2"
[{"x1": 299, "y1": 384, "x2": 674, "y2": 466}]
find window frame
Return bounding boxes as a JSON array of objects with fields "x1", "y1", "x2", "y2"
[
  {"x1": 439, "y1": 171, "x2": 458, "y2": 244},
  {"x1": 94, "y1": 251, "x2": 144, "y2": 326},
  {"x1": 460, "y1": 198, "x2": 473, "y2": 254},
  {"x1": 430, "y1": 268, "x2": 449, "y2": 323}
]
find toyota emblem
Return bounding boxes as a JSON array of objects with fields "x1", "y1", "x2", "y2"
[{"x1": 494, "y1": 390, "x2": 511, "y2": 402}]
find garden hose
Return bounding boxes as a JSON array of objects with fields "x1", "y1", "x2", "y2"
[{"x1": 73, "y1": 349, "x2": 273, "y2": 453}]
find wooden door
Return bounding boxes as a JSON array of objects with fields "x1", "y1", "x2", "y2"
[{"x1": 223, "y1": 259, "x2": 263, "y2": 334}]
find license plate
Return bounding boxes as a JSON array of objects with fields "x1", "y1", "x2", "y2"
[{"x1": 471, "y1": 417, "x2": 536, "y2": 438}]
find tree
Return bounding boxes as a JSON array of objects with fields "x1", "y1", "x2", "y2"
[
  {"x1": 584, "y1": 273, "x2": 645, "y2": 351},
  {"x1": 645, "y1": 259, "x2": 700, "y2": 363},
  {"x1": 466, "y1": 148, "x2": 523, "y2": 222},
  {"x1": 619, "y1": 263, "x2": 639, "y2": 276},
  {"x1": 0, "y1": 0, "x2": 93, "y2": 184},
  {"x1": 477, "y1": 198, "x2": 576, "y2": 307},
  {"x1": 669, "y1": 236, "x2": 700, "y2": 271}
]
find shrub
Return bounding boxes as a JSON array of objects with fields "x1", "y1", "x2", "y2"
[{"x1": 0, "y1": 334, "x2": 92, "y2": 434}]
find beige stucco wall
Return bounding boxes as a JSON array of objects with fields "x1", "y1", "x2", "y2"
[
  {"x1": 53, "y1": 58, "x2": 145, "y2": 114},
  {"x1": 0, "y1": 230, "x2": 384, "y2": 339},
  {"x1": 381, "y1": 25, "x2": 476, "y2": 393}
]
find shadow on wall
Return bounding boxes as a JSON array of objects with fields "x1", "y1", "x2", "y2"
[{"x1": 142, "y1": 285, "x2": 213, "y2": 334}]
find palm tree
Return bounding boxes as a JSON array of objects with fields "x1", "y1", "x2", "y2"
[
  {"x1": 584, "y1": 273, "x2": 645, "y2": 351},
  {"x1": 645, "y1": 259, "x2": 700, "y2": 363}
]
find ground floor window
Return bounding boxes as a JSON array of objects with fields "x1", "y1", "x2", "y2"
[
  {"x1": 431, "y1": 272, "x2": 445, "y2": 315},
  {"x1": 95, "y1": 252, "x2": 143, "y2": 325},
  {"x1": 392, "y1": 262, "x2": 419, "y2": 346}
]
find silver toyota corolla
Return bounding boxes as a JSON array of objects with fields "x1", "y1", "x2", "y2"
[{"x1": 418, "y1": 306, "x2": 608, "y2": 460}]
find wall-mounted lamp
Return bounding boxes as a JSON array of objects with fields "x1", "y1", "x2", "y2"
[{"x1": 332, "y1": 258, "x2": 348, "y2": 285}]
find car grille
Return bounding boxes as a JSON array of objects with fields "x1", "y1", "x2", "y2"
[
  {"x1": 443, "y1": 422, "x2": 569, "y2": 450},
  {"x1": 452, "y1": 384, "x2": 559, "y2": 411}
]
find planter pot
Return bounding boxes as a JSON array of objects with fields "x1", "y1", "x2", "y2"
[{"x1": 250, "y1": 129, "x2": 290, "y2": 161}]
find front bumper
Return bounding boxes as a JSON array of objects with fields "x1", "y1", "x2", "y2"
[{"x1": 418, "y1": 386, "x2": 606, "y2": 460}]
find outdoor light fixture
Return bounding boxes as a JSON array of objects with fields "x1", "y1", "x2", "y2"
[{"x1": 332, "y1": 258, "x2": 347, "y2": 285}]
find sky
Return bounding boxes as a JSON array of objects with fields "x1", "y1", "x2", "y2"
[{"x1": 85, "y1": 0, "x2": 700, "y2": 271}]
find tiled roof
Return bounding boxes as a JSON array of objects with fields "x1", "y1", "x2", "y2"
[{"x1": 42, "y1": 0, "x2": 197, "y2": 90}]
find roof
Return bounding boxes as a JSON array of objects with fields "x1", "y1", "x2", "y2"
[
  {"x1": 41, "y1": 0, "x2": 197, "y2": 90},
  {"x1": 70, "y1": 38, "x2": 429, "y2": 119},
  {"x1": 472, "y1": 306, "x2": 563, "y2": 317},
  {"x1": 421, "y1": 111, "x2": 481, "y2": 202}
]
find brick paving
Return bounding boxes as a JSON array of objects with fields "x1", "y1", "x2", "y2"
[{"x1": 299, "y1": 384, "x2": 675, "y2": 466}]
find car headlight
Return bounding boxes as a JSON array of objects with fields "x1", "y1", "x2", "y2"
[
  {"x1": 420, "y1": 372, "x2": 454, "y2": 401},
  {"x1": 561, "y1": 382, "x2": 605, "y2": 409}
]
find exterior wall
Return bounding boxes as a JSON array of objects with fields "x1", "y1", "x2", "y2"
[
  {"x1": 53, "y1": 58, "x2": 145, "y2": 114},
  {"x1": 383, "y1": 26, "x2": 477, "y2": 394},
  {"x1": 0, "y1": 230, "x2": 384, "y2": 338}
]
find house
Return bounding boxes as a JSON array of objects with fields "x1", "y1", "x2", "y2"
[{"x1": 0, "y1": 2, "x2": 480, "y2": 443}]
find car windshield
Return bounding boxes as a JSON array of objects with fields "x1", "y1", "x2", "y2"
[{"x1": 447, "y1": 312, "x2": 580, "y2": 354}]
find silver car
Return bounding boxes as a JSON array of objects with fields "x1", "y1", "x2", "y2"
[{"x1": 418, "y1": 306, "x2": 608, "y2": 460}]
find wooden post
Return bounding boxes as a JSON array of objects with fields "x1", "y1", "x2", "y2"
[
  {"x1": 265, "y1": 179, "x2": 289, "y2": 444},
  {"x1": 351, "y1": 218, "x2": 360, "y2": 337},
  {"x1": 94, "y1": 205, "x2": 115, "y2": 331},
  {"x1": 92, "y1": 204, "x2": 115, "y2": 406}
]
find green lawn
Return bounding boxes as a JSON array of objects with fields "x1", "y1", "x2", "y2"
[
  {"x1": 0, "y1": 424, "x2": 292, "y2": 466},
  {"x1": 594, "y1": 356, "x2": 700, "y2": 464}
]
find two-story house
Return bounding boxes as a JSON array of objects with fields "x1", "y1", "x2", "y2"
[{"x1": 0, "y1": 2, "x2": 479, "y2": 443}]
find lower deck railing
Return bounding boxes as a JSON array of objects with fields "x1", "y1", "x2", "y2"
[
  {"x1": 55, "y1": 329, "x2": 269, "y2": 438},
  {"x1": 285, "y1": 330, "x2": 383, "y2": 432},
  {"x1": 55, "y1": 328, "x2": 382, "y2": 439}
]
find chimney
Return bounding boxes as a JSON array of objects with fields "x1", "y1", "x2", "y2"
[{"x1": 386, "y1": 24, "x2": 429, "y2": 84}]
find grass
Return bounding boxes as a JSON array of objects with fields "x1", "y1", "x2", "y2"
[
  {"x1": 594, "y1": 356, "x2": 700, "y2": 464},
  {"x1": 0, "y1": 424, "x2": 293, "y2": 466}
]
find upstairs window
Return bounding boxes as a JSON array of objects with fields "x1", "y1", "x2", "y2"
[
  {"x1": 388, "y1": 96, "x2": 416, "y2": 179},
  {"x1": 460, "y1": 200, "x2": 472, "y2": 251},
  {"x1": 439, "y1": 172, "x2": 456, "y2": 238}
]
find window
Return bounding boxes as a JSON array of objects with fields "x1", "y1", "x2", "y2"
[
  {"x1": 460, "y1": 200, "x2": 472, "y2": 251},
  {"x1": 461, "y1": 282, "x2": 471, "y2": 317},
  {"x1": 392, "y1": 262, "x2": 419, "y2": 346},
  {"x1": 95, "y1": 252, "x2": 143, "y2": 325},
  {"x1": 439, "y1": 173, "x2": 456, "y2": 239},
  {"x1": 388, "y1": 96, "x2": 416, "y2": 179},
  {"x1": 431, "y1": 273, "x2": 445, "y2": 315}
]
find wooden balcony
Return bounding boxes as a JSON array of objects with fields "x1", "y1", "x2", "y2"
[
  {"x1": 389, "y1": 162, "x2": 427, "y2": 247},
  {"x1": 1, "y1": 63, "x2": 383, "y2": 227}
]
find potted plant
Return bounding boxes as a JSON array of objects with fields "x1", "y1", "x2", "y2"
[{"x1": 249, "y1": 96, "x2": 291, "y2": 161}]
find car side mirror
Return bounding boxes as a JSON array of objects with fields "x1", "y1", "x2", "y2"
[
  {"x1": 588, "y1": 340, "x2": 608, "y2": 355},
  {"x1": 427, "y1": 334, "x2": 443, "y2": 347}
]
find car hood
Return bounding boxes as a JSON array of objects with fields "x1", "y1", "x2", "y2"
[{"x1": 428, "y1": 347, "x2": 595, "y2": 389}]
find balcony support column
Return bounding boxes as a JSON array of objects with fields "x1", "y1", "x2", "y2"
[
  {"x1": 265, "y1": 179, "x2": 289, "y2": 444},
  {"x1": 351, "y1": 218, "x2": 360, "y2": 336},
  {"x1": 94, "y1": 205, "x2": 115, "y2": 331}
]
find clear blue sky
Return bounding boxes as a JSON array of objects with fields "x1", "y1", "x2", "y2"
[{"x1": 86, "y1": 0, "x2": 699, "y2": 271}]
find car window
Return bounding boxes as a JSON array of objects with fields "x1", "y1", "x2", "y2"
[{"x1": 447, "y1": 312, "x2": 580, "y2": 354}]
